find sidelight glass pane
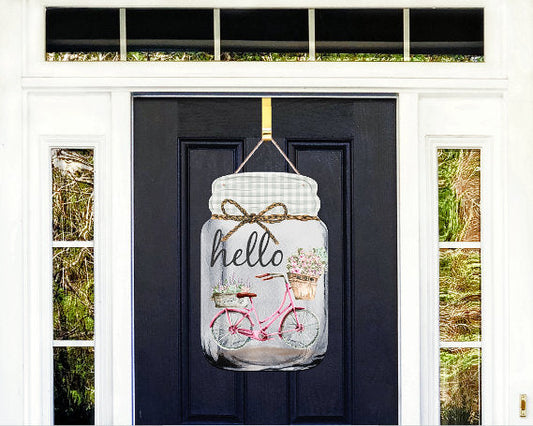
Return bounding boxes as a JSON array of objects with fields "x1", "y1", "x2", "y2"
[
  {"x1": 53, "y1": 248, "x2": 94, "y2": 340},
  {"x1": 52, "y1": 149, "x2": 94, "y2": 241},
  {"x1": 54, "y1": 347, "x2": 95, "y2": 425},
  {"x1": 439, "y1": 249, "x2": 481, "y2": 342},
  {"x1": 438, "y1": 149, "x2": 480, "y2": 242},
  {"x1": 220, "y1": 9, "x2": 309, "y2": 61},
  {"x1": 440, "y1": 348, "x2": 481, "y2": 425}
]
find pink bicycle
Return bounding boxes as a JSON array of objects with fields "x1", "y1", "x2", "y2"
[{"x1": 210, "y1": 273, "x2": 320, "y2": 350}]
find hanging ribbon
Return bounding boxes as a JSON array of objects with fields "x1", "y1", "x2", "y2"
[{"x1": 212, "y1": 199, "x2": 319, "y2": 245}]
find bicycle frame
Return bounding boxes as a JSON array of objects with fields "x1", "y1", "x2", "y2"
[{"x1": 209, "y1": 274, "x2": 304, "y2": 341}]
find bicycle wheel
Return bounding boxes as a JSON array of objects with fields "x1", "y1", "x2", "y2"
[
  {"x1": 280, "y1": 309, "x2": 320, "y2": 349},
  {"x1": 211, "y1": 309, "x2": 252, "y2": 350}
]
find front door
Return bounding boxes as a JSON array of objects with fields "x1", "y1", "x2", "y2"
[{"x1": 133, "y1": 97, "x2": 397, "y2": 424}]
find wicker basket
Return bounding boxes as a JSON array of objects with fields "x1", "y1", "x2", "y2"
[
  {"x1": 212, "y1": 293, "x2": 247, "y2": 308},
  {"x1": 287, "y1": 273, "x2": 319, "y2": 300}
]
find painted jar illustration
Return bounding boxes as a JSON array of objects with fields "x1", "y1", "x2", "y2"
[{"x1": 201, "y1": 172, "x2": 328, "y2": 371}]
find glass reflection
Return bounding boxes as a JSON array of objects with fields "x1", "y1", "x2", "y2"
[
  {"x1": 440, "y1": 348, "x2": 481, "y2": 425},
  {"x1": 53, "y1": 248, "x2": 94, "y2": 340},
  {"x1": 438, "y1": 149, "x2": 480, "y2": 242},
  {"x1": 54, "y1": 347, "x2": 95, "y2": 425},
  {"x1": 439, "y1": 249, "x2": 481, "y2": 342},
  {"x1": 52, "y1": 149, "x2": 94, "y2": 241}
]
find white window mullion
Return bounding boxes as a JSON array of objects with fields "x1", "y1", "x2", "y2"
[
  {"x1": 53, "y1": 340, "x2": 95, "y2": 347},
  {"x1": 403, "y1": 8, "x2": 410, "y2": 61},
  {"x1": 308, "y1": 9, "x2": 315, "y2": 61},
  {"x1": 119, "y1": 8, "x2": 127, "y2": 61},
  {"x1": 52, "y1": 240, "x2": 94, "y2": 248},
  {"x1": 214, "y1": 9, "x2": 220, "y2": 61},
  {"x1": 440, "y1": 341, "x2": 482, "y2": 349},
  {"x1": 439, "y1": 241, "x2": 481, "y2": 249}
]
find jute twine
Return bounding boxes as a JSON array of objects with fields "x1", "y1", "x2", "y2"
[{"x1": 212, "y1": 199, "x2": 319, "y2": 245}]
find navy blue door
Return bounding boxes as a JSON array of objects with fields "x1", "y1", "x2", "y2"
[{"x1": 133, "y1": 97, "x2": 397, "y2": 424}]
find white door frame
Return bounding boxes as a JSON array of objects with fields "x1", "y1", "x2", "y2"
[{"x1": 2, "y1": 0, "x2": 533, "y2": 425}]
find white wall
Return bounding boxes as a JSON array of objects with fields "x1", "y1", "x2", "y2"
[
  {"x1": 0, "y1": 1, "x2": 24, "y2": 424},
  {"x1": 506, "y1": 0, "x2": 533, "y2": 424}
]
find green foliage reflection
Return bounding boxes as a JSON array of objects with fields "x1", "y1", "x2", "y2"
[
  {"x1": 52, "y1": 149, "x2": 94, "y2": 241},
  {"x1": 440, "y1": 348, "x2": 481, "y2": 425},
  {"x1": 54, "y1": 347, "x2": 95, "y2": 425},
  {"x1": 439, "y1": 249, "x2": 481, "y2": 342},
  {"x1": 438, "y1": 149, "x2": 480, "y2": 242},
  {"x1": 53, "y1": 248, "x2": 94, "y2": 340}
]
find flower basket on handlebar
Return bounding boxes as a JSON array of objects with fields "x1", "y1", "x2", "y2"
[
  {"x1": 287, "y1": 273, "x2": 319, "y2": 300},
  {"x1": 212, "y1": 292, "x2": 247, "y2": 308},
  {"x1": 211, "y1": 274, "x2": 250, "y2": 308}
]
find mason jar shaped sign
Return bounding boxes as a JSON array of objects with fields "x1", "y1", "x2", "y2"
[{"x1": 201, "y1": 172, "x2": 328, "y2": 371}]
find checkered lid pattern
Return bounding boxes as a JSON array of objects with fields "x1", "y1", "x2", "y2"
[{"x1": 209, "y1": 172, "x2": 320, "y2": 216}]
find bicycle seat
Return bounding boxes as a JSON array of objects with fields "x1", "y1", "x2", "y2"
[{"x1": 236, "y1": 292, "x2": 257, "y2": 298}]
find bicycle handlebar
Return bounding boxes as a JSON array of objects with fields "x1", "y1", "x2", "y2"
[{"x1": 255, "y1": 273, "x2": 285, "y2": 281}]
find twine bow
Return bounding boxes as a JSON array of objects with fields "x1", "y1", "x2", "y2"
[{"x1": 216, "y1": 199, "x2": 289, "y2": 245}]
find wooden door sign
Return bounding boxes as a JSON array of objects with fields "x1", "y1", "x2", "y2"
[{"x1": 201, "y1": 172, "x2": 328, "y2": 371}]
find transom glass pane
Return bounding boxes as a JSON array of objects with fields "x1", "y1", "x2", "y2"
[
  {"x1": 127, "y1": 8, "x2": 214, "y2": 61},
  {"x1": 220, "y1": 9, "x2": 308, "y2": 61},
  {"x1": 46, "y1": 8, "x2": 120, "y2": 60},
  {"x1": 316, "y1": 9, "x2": 403, "y2": 58}
]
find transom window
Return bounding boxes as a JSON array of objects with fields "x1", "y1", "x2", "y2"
[{"x1": 45, "y1": 7, "x2": 484, "y2": 62}]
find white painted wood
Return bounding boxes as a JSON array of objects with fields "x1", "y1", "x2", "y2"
[
  {"x1": 397, "y1": 92, "x2": 421, "y2": 425},
  {"x1": 24, "y1": 89, "x2": 112, "y2": 424},
  {"x1": 20, "y1": 78, "x2": 509, "y2": 93},
  {"x1": 120, "y1": 8, "x2": 127, "y2": 61},
  {"x1": 403, "y1": 9, "x2": 410, "y2": 61},
  {"x1": 308, "y1": 9, "x2": 315, "y2": 60},
  {"x1": 440, "y1": 341, "x2": 482, "y2": 348},
  {"x1": 505, "y1": 1, "x2": 533, "y2": 425},
  {"x1": 52, "y1": 241, "x2": 94, "y2": 247},
  {"x1": 24, "y1": 0, "x2": 504, "y2": 79},
  {"x1": 439, "y1": 242, "x2": 481, "y2": 249},
  {"x1": 23, "y1": 63, "x2": 507, "y2": 83},
  {"x1": 109, "y1": 91, "x2": 134, "y2": 425},
  {"x1": 52, "y1": 340, "x2": 95, "y2": 347},
  {"x1": 419, "y1": 114, "x2": 506, "y2": 425},
  {"x1": 214, "y1": 9, "x2": 221, "y2": 61},
  {"x1": 33, "y1": 0, "x2": 493, "y2": 9},
  {"x1": 0, "y1": 1, "x2": 24, "y2": 425}
]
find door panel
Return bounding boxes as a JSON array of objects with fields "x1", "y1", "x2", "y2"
[{"x1": 134, "y1": 97, "x2": 397, "y2": 424}]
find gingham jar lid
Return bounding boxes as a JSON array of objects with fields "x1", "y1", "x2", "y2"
[{"x1": 209, "y1": 172, "x2": 320, "y2": 216}]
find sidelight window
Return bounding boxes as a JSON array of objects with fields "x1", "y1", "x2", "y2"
[
  {"x1": 51, "y1": 149, "x2": 96, "y2": 425},
  {"x1": 437, "y1": 149, "x2": 482, "y2": 425}
]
